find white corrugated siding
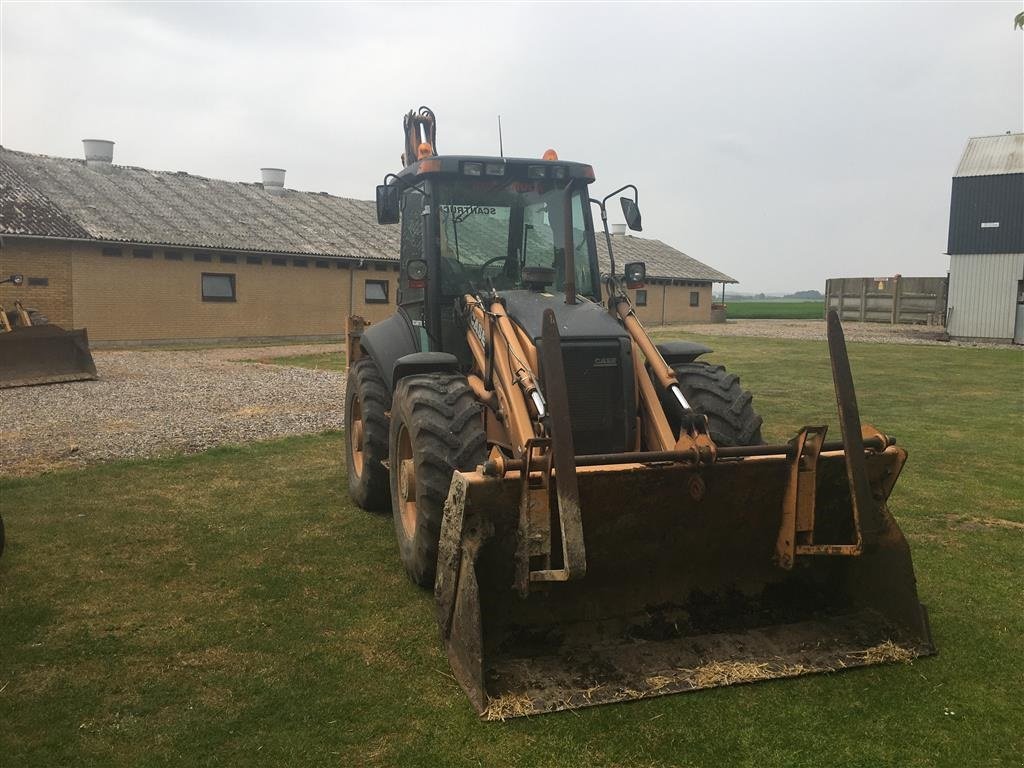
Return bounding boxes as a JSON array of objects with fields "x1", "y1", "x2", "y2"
[
  {"x1": 955, "y1": 134, "x2": 1024, "y2": 177},
  {"x1": 946, "y1": 253, "x2": 1024, "y2": 340}
]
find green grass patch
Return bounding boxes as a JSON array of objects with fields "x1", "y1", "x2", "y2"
[
  {"x1": 2, "y1": 339, "x2": 1022, "y2": 766},
  {"x1": 725, "y1": 300, "x2": 825, "y2": 320},
  {"x1": 245, "y1": 351, "x2": 346, "y2": 371}
]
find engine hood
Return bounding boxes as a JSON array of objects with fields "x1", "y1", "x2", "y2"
[{"x1": 499, "y1": 290, "x2": 628, "y2": 341}]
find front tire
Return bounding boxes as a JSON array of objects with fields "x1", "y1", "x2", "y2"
[
  {"x1": 669, "y1": 361, "x2": 764, "y2": 446},
  {"x1": 345, "y1": 358, "x2": 392, "y2": 511},
  {"x1": 388, "y1": 373, "x2": 486, "y2": 588}
]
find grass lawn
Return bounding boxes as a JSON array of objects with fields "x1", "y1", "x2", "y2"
[
  {"x1": 725, "y1": 300, "x2": 825, "y2": 320},
  {"x1": 2, "y1": 337, "x2": 1022, "y2": 767},
  {"x1": 246, "y1": 351, "x2": 346, "y2": 372}
]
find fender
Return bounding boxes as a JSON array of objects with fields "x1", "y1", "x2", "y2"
[
  {"x1": 359, "y1": 311, "x2": 420, "y2": 389},
  {"x1": 656, "y1": 340, "x2": 713, "y2": 365}
]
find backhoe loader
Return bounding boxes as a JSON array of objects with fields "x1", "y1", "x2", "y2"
[
  {"x1": 344, "y1": 106, "x2": 934, "y2": 718},
  {"x1": 0, "y1": 274, "x2": 98, "y2": 388}
]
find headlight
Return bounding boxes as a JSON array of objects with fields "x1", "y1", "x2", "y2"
[
  {"x1": 550, "y1": 165, "x2": 568, "y2": 180},
  {"x1": 462, "y1": 162, "x2": 483, "y2": 176},
  {"x1": 484, "y1": 163, "x2": 505, "y2": 176},
  {"x1": 528, "y1": 165, "x2": 547, "y2": 179}
]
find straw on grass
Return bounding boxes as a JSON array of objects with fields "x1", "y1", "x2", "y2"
[{"x1": 483, "y1": 693, "x2": 536, "y2": 721}]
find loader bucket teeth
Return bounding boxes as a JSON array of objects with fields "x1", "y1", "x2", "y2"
[
  {"x1": 436, "y1": 450, "x2": 935, "y2": 719},
  {"x1": 0, "y1": 325, "x2": 98, "y2": 388}
]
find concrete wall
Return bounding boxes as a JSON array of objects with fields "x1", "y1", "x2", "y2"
[
  {"x1": 946, "y1": 253, "x2": 1024, "y2": 342},
  {"x1": 627, "y1": 281, "x2": 714, "y2": 325},
  {"x1": 825, "y1": 276, "x2": 948, "y2": 325},
  {"x1": 1, "y1": 237, "x2": 400, "y2": 342}
]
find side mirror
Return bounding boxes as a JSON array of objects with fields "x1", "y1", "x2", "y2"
[
  {"x1": 620, "y1": 198, "x2": 643, "y2": 231},
  {"x1": 376, "y1": 184, "x2": 400, "y2": 225},
  {"x1": 624, "y1": 261, "x2": 646, "y2": 288}
]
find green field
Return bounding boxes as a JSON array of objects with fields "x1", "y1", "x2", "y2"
[
  {"x1": 2, "y1": 337, "x2": 1022, "y2": 766},
  {"x1": 726, "y1": 300, "x2": 825, "y2": 320}
]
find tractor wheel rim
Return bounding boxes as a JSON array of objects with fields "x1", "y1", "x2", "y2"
[
  {"x1": 350, "y1": 397, "x2": 364, "y2": 475},
  {"x1": 397, "y1": 424, "x2": 417, "y2": 539}
]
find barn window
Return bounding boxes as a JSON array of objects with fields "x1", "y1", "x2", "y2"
[
  {"x1": 164, "y1": 250, "x2": 183, "y2": 261},
  {"x1": 635, "y1": 289, "x2": 648, "y2": 306},
  {"x1": 293, "y1": 258, "x2": 308, "y2": 267},
  {"x1": 28, "y1": 277, "x2": 49, "y2": 286},
  {"x1": 202, "y1": 273, "x2": 236, "y2": 302},
  {"x1": 133, "y1": 248, "x2": 153, "y2": 259},
  {"x1": 219, "y1": 254, "x2": 237, "y2": 264},
  {"x1": 364, "y1": 279, "x2": 389, "y2": 304},
  {"x1": 690, "y1": 291, "x2": 700, "y2": 307},
  {"x1": 316, "y1": 260, "x2": 330, "y2": 269},
  {"x1": 271, "y1": 257, "x2": 287, "y2": 266},
  {"x1": 101, "y1": 246, "x2": 122, "y2": 257},
  {"x1": 246, "y1": 256, "x2": 263, "y2": 265},
  {"x1": 194, "y1": 252, "x2": 213, "y2": 263}
]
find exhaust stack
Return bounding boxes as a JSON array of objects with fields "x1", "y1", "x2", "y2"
[
  {"x1": 260, "y1": 167, "x2": 286, "y2": 196},
  {"x1": 82, "y1": 139, "x2": 114, "y2": 173}
]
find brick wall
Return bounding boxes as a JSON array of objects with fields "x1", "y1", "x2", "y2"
[
  {"x1": 625, "y1": 281, "x2": 714, "y2": 325},
  {"x1": 66, "y1": 244, "x2": 401, "y2": 342},
  {"x1": 0, "y1": 238, "x2": 74, "y2": 326}
]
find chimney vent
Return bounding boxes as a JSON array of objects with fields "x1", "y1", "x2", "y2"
[
  {"x1": 261, "y1": 167, "x2": 286, "y2": 196},
  {"x1": 82, "y1": 139, "x2": 114, "y2": 172},
  {"x1": 611, "y1": 223, "x2": 627, "y2": 237}
]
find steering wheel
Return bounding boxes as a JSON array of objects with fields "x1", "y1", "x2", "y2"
[{"x1": 477, "y1": 255, "x2": 509, "y2": 273}]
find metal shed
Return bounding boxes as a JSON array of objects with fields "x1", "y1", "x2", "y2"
[{"x1": 945, "y1": 133, "x2": 1024, "y2": 344}]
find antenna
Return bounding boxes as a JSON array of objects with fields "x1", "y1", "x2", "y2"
[{"x1": 498, "y1": 115, "x2": 504, "y2": 158}]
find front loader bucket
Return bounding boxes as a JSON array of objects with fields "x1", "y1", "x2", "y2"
[
  {"x1": 436, "y1": 446, "x2": 935, "y2": 719},
  {"x1": 0, "y1": 325, "x2": 98, "y2": 388}
]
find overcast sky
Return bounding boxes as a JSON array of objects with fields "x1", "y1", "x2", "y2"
[{"x1": 2, "y1": 2, "x2": 1021, "y2": 292}]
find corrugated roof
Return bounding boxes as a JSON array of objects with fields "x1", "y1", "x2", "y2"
[
  {"x1": 0, "y1": 157, "x2": 91, "y2": 239},
  {"x1": 0, "y1": 147, "x2": 399, "y2": 260},
  {"x1": 954, "y1": 133, "x2": 1024, "y2": 177},
  {"x1": 0, "y1": 146, "x2": 735, "y2": 282},
  {"x1": 597, "y1": 234, "x2": 736, "y2": 283}
]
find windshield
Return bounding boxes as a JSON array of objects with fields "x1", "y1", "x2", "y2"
[{"x1": 435, "y1": 179, "x2": 597, "y2": 298}]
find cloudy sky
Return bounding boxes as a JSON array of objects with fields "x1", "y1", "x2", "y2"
[{"x1": 2, "y1": 1, "x2": 1021, "y2": 292}]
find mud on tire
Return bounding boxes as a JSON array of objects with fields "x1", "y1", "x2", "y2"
[
  {"x1": 389, "y1": 373, "x2": 486, "y2": 588},
  {"x1": 345, "y1": 358, "x2": 392, "y2": 511},
  {"x1": 669, "y1": 361, "x2": 764, "y2": 447}
]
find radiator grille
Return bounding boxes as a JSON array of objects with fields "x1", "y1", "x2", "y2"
[{"x1": 558, "y1": 340, "x2": 630, "y2": 455}]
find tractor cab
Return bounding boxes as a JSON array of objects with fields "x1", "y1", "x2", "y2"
[{"x1": 376, "y1": 154, "x2": 605, "y2": 358}]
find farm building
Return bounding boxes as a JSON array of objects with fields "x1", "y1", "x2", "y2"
[
  {"x1": 0, "y1": 141, "x2": 735, "y2": 344},
  {"x1": 945, "y1": 133, "x2": 1024, "y2": 344}
]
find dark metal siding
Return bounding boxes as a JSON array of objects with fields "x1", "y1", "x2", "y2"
[{"x1": 947, "y1": 174, "x2": 1024, "y2": 255}]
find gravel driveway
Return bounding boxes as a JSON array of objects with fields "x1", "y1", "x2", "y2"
[
  {"x1": 2, "y1": 321, "x2": 1017, "y2": 476},
  {"x1": 656, "y1": 319, "x2": 1020, "y2": 348},
  {"x1": 0, "y1": 344, "x2": 345, "y2": 475}
]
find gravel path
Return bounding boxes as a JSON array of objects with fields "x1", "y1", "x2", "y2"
[
  {"x1": 0, "y1": 344, "x2": 346, "y2": 475},
  {"x1": 656, "y1": 319, "x2": 1022, "y2": 348}
]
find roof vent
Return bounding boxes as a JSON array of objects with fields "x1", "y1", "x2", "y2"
[
  {"x1": 82, "y1": 139, "x2": 114, "y2": 172},
  {"x1": 611, "y1": 223, "x2": 627, "y2": 237},
  {"x1": 261, "y1": 167, "x2": 286, "y2": 196}
]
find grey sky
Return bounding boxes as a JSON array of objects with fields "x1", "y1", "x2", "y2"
[{"x1": 2, "y1": 1, "x2": 1021, "y2": 292}]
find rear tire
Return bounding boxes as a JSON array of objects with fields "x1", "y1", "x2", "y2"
[
  {"x1": 345, "y1": 358, "x2": 392, "y2": 511},
  {"x1": 388, "y1": 373, "x2": 486, "y2": 588},
  {"x1": 669, "y1": 361, "x2": 764, "y2": 446}
]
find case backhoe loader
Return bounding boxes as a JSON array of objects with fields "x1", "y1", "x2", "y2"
[{"x1": 344, "y1": 106, "x2": 934, "y2": 718}]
